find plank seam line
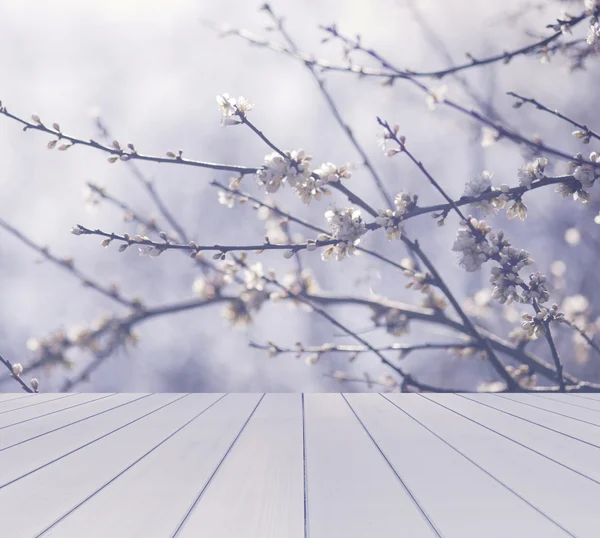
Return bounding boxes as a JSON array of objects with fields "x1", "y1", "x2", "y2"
[
  {"x1": 170, "y1": 393, "x2": 266, "y2": 538},
  {"x1": 0, "y1": 394, "x2": 78, "y2": 416},
  {"x1": 341, "y1": 394, "x2": 444, "y2": 538},
  {"x1": 493, "y1": 394, "x2": 600, "y2": 428},
  {"x1": 34, "y1": 393, "x2": 228, "y2": 537},
  {"x1": 0, "y1": 394, "x2": 31, "y2": 406},
  {"x1": 570, "y1": 394, "x2": 600, "y2": 404},
  {"x1": 530, "y1": 394, "x2": 600, "y2": 414},
  {"x1": 302, "y1": 393, "x2": 310, "y2": 538},
  {"x1": 0, "y1": 393, "x2": 152, "y2": 453},
  {"x1": 458, "y1": 394, "x2": 600, "y2": 450},
  {"x1": 0, "y1": 394, "x2": 116, "y2": 431},
  {"x1": 419, "y1": 394, "x2": 600, "y2": 487},
  {"x1": 0, "y1": 393, "x2": 187, "y2": 489},
  {"x1": 380, "y1": 394, "x2": 576, "y2": 537}
]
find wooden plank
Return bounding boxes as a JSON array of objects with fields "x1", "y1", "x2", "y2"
[
  {"x1": 0, "y1": 393, "x2": 178, "y2": 482},
  {"x1": 0, "y1": 393, "x2": 145, "y2": 450},
  {"x1": 0, "y1": 393, "x2": 111, "y2": 429},
  {"x1": 533, "y1": 394, "x2": 600, "y2": 411},
  {"x1": 174, "y1": 394, "x2": 304, "y2": 538},
  {"x1": 303, "y1": 393, "x2": 438, "y2": 538},
  {"x1": 346, "y1": 393, "x2": 570, "y2": 538},
  {"x1": 30, "y1": 394, "x2": 263, "y2": 538},
  {"x1": 425, "y1": 394, "x2": 600, "y2": 482},
  {"x1": 570, "y1": 394, "x2": 600, "y2": 401},
  {"x1": 500, "y1": 394, "x2": 600, "y2": 425},
  {"x1": 386, "y1": 393, "x2": 596, "y2": 537},
  {"x1": 465, "y1": 394, "x2": 600, "y2": 446},
  {"x1": 0, "y1": 393, "x2": 30, "y2": 403},
  {"x1": 0, "y1": 393, "x2": 69, "y2": 414},
  {"x1": 0, "y1": 394, "x2": 226, "y2": 538}
]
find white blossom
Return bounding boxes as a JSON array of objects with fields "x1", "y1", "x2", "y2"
[
  {"x1": 321, "y1": 207, "x2": 366, "y2": 261},
  {"x1": 517, "y1": 157, "x2": 547, "y2": 189},
  {"x1": 464, "y1": 171, "x2": 492, "y2": 198},
  {"x1": 555, "y1": 154, "x2": 597, "y2": 202},
  {"x1": 324, "y1": 207, "x2": 366, "y2": 243},
  {"x1": 12, "y1": 363, "x2": 23, "y2": 376},
  {"x1": 218, "y1": 191, "x2": 235, "y2": 208},
  {"x1": 294, "y1": 175, "x2": 329, "y2": 204},
  {"x1": 573, "y1": 164, "x2": 596, "y2": 189},
  {"x1": 521, "y1": 311, "x2": 548, "y2": 339},
  {"x1": 286, "y1": 150, "x2": 313, "y2": 188},
  {"x1": 375, "y1": 209, "x2": 403, "y2": 240},
  {"x1": 244, "y1": 262, "x2": 266, "y2": 291},
  {"x1": 313, "y1": 162, "x2": 351, "y2": 184},
  {"x1": 463, "y1": 171, "x2": 500, "y2": 214},
  {"x1": 481, "y1": 127, "x2": 500, "y2": 148},
  {"x1": 520, "y1": 272, "x2": 550, "y2": 304},
  {"x1": 374, "y1": 192, "x2": 415, "y2": 241},
  {"x1": 255, "y1": 150, "x2": 314, "y2": 201},
  {"x1": 452, "y1": 218, "x2": 494, "y2": 272},
  {"x1": 426, "y1": 85, "x2": 447, "y2": 110},
  {"x1": 216, "y1": 94, "x2": 253, "y2": 126},
  {"x1": 394, "y1": 192, "x2": 414, "y2": 215},
  {"x1": 587, "y1": 22, "x2": 600, "y2": 47}
]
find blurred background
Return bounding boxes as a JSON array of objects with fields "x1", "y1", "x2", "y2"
[{"x1": 1, "y1": 0, "x2": 598, "y2": 392}]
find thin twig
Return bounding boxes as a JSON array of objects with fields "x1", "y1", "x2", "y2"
[
  {"x1": 0, "y1": 105, "x2": 258, "y2": 175},
  {"x1": 507, "y1": 91, "x2": 600, "y2": 143},
  {"x1": 0, "y1": 353, "x2": 35, "y2": 393},
  {"x1": 0, "y1": 217, "x2": 140, "y2": 310}
]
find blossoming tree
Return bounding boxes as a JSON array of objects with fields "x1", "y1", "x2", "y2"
[{"x1": 1, "y1": 1, "x2": 600, "y2": 393}]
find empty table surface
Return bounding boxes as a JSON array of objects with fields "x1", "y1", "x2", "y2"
[{"x1": 0, "y1": 392, "x2": 599, "y2": 537}]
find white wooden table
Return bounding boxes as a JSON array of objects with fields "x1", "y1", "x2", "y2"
[{"x1": 0, "y1": 392, "x2": 599, "y2": 537}]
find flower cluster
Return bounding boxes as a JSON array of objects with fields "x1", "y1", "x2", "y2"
[
  {"x1": 244, "y1": 262, "x2": 266, "y2": 291},
  {"x1": 314, "y1": 162, "x2": 351, "y2": 184},
  {"x1": 454, "y1": 217, "x2": 553, "y2": 313},
  {"x1": 321, "y1": 207, "x2": 366, "y2": 261},
  {"x1": 375, "y1": 192, "x2": 416, "y2": 240},
  {"x1": 520, "y1": 304, "x2": 563, "y2": 339},
  {"x1": 452, "y1": 218, "x2": 495, "y2": 272},
  {"x1": 255, "y1": 150, "x2": 312, "y2": 194},
  {"x1": 216, "y1": 94, "x2": 253, "y2": 126},
  {"x1": 255, "y1": 151, "x2": 347, "y2": 205},
  {"x1": 517, "y1": 157, "x2": 547, "y2": 189},
  {"x1": 522, "y1": 272, "x2": 550, "y2": 304},
  {"x1": 489, "y1": 243, "x2": 535, "y2": 304},
  {"x1": 463, "y1": 171, "x2": 513, "y2": 215},
  {"x1": 556, "y1": 151, "x2": 600, "y2": 202}
]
